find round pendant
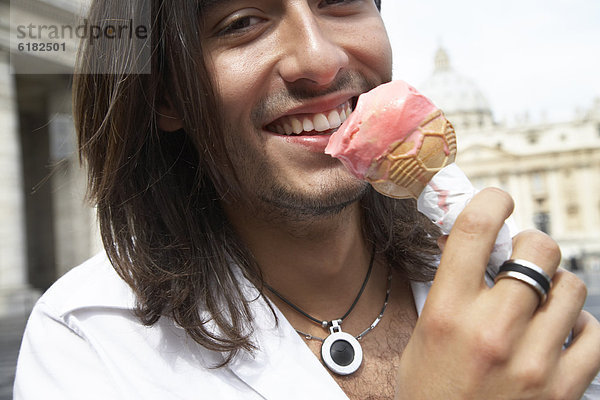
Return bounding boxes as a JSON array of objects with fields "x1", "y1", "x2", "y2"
[{"x1": 321, "y1": 331, "x2": 363, "y2": 375}]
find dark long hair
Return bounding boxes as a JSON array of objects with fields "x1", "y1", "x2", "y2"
[{"x1": 73, "y1": 0, "x2": 438, "y2": 365}]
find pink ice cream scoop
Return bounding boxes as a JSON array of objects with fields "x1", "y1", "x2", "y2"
[{"x1": 325, "y1": 80, "x2": 457, "y2": 199}]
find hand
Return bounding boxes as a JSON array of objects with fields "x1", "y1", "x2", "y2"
[{"x1": 396, "y1": 188, "x2": 600, "y2": 399}]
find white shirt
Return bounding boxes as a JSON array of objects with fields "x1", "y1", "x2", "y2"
[{"x1": 13, "y1": 252, "x2": 600, "y2": 399}]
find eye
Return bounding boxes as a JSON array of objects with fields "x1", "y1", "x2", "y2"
[
  {"x1": 317, "y1": 0, "x2": 366, "y2": 14},
  {"x1": 217, "y1": 14, "x2": 266, "y2": 37},
  {"x1": 318, "y1": 0, "x2": 359, "y2": 7}
]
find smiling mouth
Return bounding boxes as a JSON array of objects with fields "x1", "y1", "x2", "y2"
[{"x1": 265, "y1": 99, "x2": 356, "y2": 136}]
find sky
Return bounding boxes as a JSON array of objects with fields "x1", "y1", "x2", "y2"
[{"x1": 380, "y1": 0, "x2": 600, "y2": 124}]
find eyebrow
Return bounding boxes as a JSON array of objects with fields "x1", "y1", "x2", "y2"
[
  {"x1": 199, "y1": 0, "x2": 233, "y2": 11},
  {"x1": 198, "y1": 0, "x2": 218, "y2": 7}
]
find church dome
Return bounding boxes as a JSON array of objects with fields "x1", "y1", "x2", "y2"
[{"x1": 419, "y1": 47, "x2": 491, "y2": 115}]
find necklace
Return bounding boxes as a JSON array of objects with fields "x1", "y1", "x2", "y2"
[{"x1": 265, "y1": 245, "x2": 393, "y2": 375}]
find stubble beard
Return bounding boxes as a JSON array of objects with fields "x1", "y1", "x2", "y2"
[
  {"x1": 227, "y1": 140, "x2": 370, "y2": 224},
  {"x1": 256, "y1": 159, "x2": 370, "y2": 222}
]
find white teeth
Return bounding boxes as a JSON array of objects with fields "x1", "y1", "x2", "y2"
[
  {"x1": 291, "y1": 117, "x2": 303, "y2": 134},
  {"x1": 303, "y1": 118, "x2": 314, "y2": 132},
  {"x1": 327, "y1": 110, "x2": 342, "y2": 128},
  {"x1": 283, "y1": 121, "x2": 293, "y2": 134},
  {"x1": 313, "y1": 113, "x2": 330, "y2": 132},
  {"x1": 269, "y1": 101, "x2": 352, "y2": 135}
]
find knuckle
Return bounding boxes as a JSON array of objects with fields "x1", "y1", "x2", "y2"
[
  {"x1": 556, "y1": 270, "x2": 588, "y2": 303},
  {"x1": 520, "y1": 229, "x2": 562, "y2": 262},
  {"x1": 513, "y1": 358, "x2": 551, "y2": 392},
  {"x1": 457, "y1": 208, "x2": 498, "y2": 235},
  {"x1": 471, "y1": 327, "x2": 512, "y2": 364},
  {"x1": 481, "y1": 187, "x2": 515, "y2": 211},
  {"x1": 456, "y1": 188, "x2": 514, "y2": 235},
  {"x1": 419, "y1": 301, "x2": 466, "y2": 342},
  {"x1": 421, "y1": 309, "x2": 456, "y2": 338},
  {"x1": 481, "y1": 186, "x2": 511, "y2": 197}
]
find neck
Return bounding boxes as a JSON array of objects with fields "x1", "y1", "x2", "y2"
[{"x1": 224, "y1": 199, "x2": 373, "y2": 321}]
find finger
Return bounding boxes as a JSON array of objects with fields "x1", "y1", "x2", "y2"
[
  {"x1": 435, "y1": 187, "x2": 514, "y2": 295},
  {"x1": 557, "y1": 311, "x2": 600, "y2": 399},
  {"x1": 492, "y1": 229, "x2": 561, "y2": 318},
  {"x1": 513, "y1": 270, "x2": 587, "y2": 373},
  {"x1": 527, "y1": 269, "x2": 587, "y2": 350}
]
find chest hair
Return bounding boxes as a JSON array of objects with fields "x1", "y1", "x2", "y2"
[{"x1": 304, "y1": 303, "x2": 416, "y2": 399}]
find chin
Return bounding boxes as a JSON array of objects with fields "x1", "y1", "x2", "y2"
[{"x1": 257, "y1": 175, "x2": 369, "y2": 219}]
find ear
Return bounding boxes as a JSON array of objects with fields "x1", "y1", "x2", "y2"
[{"x1": 157, "y1": 101, "x2": 183, "y2": 132}]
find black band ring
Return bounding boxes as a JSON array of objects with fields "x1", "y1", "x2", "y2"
[{"x1": 495, "y1": 259, "x2": 553, "y2": 305}]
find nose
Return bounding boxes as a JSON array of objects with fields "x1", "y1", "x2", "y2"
[{"x1": 276, "y1": 7, "x2": 349, "y2": 86}]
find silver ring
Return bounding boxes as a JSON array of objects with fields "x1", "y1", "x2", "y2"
[
  {"x1": 508, "y1": 259, "x2": 552, "y2": 283},
  {"x1": 494, "y1": 259, "x2": 553, "y2": 305}
]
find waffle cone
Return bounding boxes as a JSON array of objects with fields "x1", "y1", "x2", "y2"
[{"x1": 367, "y1": 110, "x2": 457, "y2": 199}]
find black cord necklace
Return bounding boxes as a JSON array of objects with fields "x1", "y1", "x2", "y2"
[{"x1": 265, "y1": 244, "x2": 390, "y2": 375}]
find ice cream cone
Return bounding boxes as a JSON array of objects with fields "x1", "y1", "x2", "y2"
[
  {"x1": 325, "y1": 81, "x2": 457, "y2": 199},
  {"x1": 368, "y1": 109, "x2": 457, "y2": 199}
]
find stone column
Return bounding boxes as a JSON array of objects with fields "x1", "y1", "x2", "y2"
[
  {"x1": 0, "y1": 50, "x2": 39, "y2": 316},
  {"x1": 546, "y1": 169, "x2": 564, "y2": 237},
  {"x1": 507, "y1": 172, "x2": 530, "y2": 230},
  {"x1": 48, "y1": 90, "x2": 102, "y2": 277},
  {"x1": 514, "y1": 171, "x2": 535, "y2": 231},
  {"x1": 579, "y1": 163, "x2": 599, "y2": 236}
]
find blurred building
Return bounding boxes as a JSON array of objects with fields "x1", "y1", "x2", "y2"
[
  {"x1": 1, "y1": 0, "x2": 100, "y2": 317},
  {"x1": 420, "y1": 47, "x2": 600, "y2": 272}
]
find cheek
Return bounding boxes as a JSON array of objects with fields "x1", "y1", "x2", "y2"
[
  {"x1": 343, "y1": 20, "x2": 393, "y2": 80},
  {"x1": 209, "y1": 49, "x2": 271, "y2": 124}
]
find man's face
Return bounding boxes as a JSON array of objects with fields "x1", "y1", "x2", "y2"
[{"x1": 201, "y1": 0, "x2": 392, "y2": 219}]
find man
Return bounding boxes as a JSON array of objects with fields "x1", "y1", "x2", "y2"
[{"x1": 14, "y1": 0, "x2": 600, "y2": 398}]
